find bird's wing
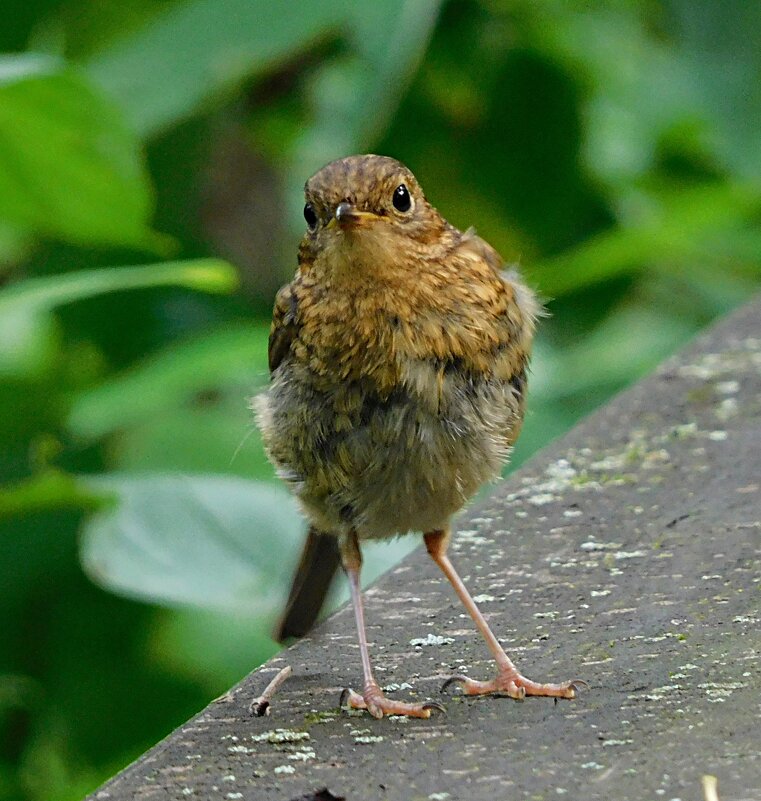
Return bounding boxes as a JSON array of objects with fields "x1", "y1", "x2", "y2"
[
  {"x1": 267, "y1": 285, "x2": 341, "y2": 641},
  {"x1": 457, "y1": 227, "x2": 541, "y2": 344},
  {"x1": 438, "y1": 229, "x2": 539, "y2": 387},
  {"x1": 268, "y1": 282, "x2": 299, "y2": 375},
  {"x1": 458, "y1": 226, "x2": 504, "y2": 273}
]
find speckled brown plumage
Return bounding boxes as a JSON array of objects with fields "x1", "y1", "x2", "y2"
[{"x1": 255, "y1": 155, "x2": 582, "y2": 718}]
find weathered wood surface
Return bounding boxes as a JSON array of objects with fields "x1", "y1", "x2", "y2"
[{"x1": 89, "y1": 299, "x2": 761, "y2": 801}]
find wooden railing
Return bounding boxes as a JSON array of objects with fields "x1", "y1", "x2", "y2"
[{"x1": 88, "y1": 298, "x2": 761, "y2": 801}]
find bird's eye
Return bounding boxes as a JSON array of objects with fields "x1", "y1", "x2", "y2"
[
  {"x1": 303, "y1": 203, "x2": 318, "y2": 230},
  {"x1": 392, "y1": 184, "x2": 412, "y2": 213}
]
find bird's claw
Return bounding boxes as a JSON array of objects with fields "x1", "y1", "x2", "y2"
[
  {"x1": 440, "y1": 670, "x2": 585, "y2": 700},
  {"x1": 338, "y1": 687, "x2": 353, "y2": 709},
  {"x1": 339, "y1": 685, "x2": 445, "y2": 719},
  {"x1": 441, "y1": 674, "x2": 470, "y2": 695}
]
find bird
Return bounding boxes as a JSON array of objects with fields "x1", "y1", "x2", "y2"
[{"x1": 254, "y1": 154, "x2": 582, "y2": 718}]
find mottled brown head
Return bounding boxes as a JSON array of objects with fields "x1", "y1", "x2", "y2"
[{"x1": 300, "y1": 155, "x2": 456, "y2": 275}]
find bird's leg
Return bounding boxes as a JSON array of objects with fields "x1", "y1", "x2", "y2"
[
  {"x1": 424, "y1": 529, "x2": 583, "y2": 700},
  {"x1": 339, "y1": 530, "x2": 443, "y2": 719}
]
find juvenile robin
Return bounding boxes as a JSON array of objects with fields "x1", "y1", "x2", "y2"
[{"x1": 255, "y1": 154, "x2": 581, "y2": 718}]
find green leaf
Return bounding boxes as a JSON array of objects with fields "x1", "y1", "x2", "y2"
[
  {"x1": 0, "y1": 304, "x2": 58, "y2": 379},
  {"x1": 0, "y1": 258, "x2": 237, "y2": 310},
  {"x1": 79, "y1": 474, "x2": 304, "y2": 614},
  {"x1": 78, "y1": 473, "x2": 420, "y2": 618},
  {"x1": 530, "y1": 305, "x2": 696, "y2": 402},
  {"x1": 0, "y1": 220, "x2": 30, "y2": 265},
  {"x1": 111, "y1": 405, "x2": 274, "y2": 480},
  {"x1": 0, "y1": 53, "x2": 159, "y2": 248},
  {"x1": 148, "y1": 608, "x2": 280, "y2": 690},
  {"x1": 85, "y1": 0, "x2": 343, "y2": 136},
  {"x1": 0, "y1": 674, "x2": 42, "y2": 714},
  {"x1": 85, "y1": 0, "x2": 441, "y2": 157},
  {"x1": 302, "y1": 0, "x2": 441, "y2": 151},
  {"x1": 67, "y1": 323, "x2": 268, "y2": 440},
  {"x1": 670, "y1": 0, "x2": 761, "y2": 181},
  {"x1": 528, "y1": 183, "x2": 761, "y2": 296},
  {"x1": 0, "y1": 258, "x2": 238, "y2": 377},
  {"x1": 0, "y1": 471, "x2": 103, "y2": 519}
]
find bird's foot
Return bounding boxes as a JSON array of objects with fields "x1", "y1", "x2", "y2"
[
  {"x1": 340, "y1": 683, "x2": 445, "y2": 719},
  {"x1": 442, "y1": 667, "x2": 586, "y2": 700}
]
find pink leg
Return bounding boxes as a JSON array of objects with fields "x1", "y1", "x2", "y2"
[
  {"x1": 339, "y1": 531, "x2": 444, "y2": 718},
  {"x1": 424, "y1": 529, "x2": 584, "y2": 700}
]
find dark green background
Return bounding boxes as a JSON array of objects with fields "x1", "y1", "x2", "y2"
[{"x1": 1, "y1": 1, "x2": 760, "y2": 798}]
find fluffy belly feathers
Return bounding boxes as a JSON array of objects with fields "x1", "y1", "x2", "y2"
[{"x1": 255, "y1": 361, "x2": 523, "y2": 540}]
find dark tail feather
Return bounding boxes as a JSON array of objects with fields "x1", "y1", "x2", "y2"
[{"x1": 275, "y1": 527, "x2": 341, "y2": 642}]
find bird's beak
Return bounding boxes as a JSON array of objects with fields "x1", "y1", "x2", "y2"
[{"x1": 331, "y1": 202, "x2": 379, "y2": 229}]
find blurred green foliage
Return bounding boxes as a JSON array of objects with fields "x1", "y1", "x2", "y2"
[{"x1": 1, "y1": 1, "x2": 759, "y2": 798}]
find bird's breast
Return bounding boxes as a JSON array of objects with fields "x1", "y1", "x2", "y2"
[{"x1": 292, "y1": 283, "x2": 407, "y2": 395}]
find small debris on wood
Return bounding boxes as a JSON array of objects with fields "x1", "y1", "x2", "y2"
[{"x1": 702, "y1": 775, "x2": 720, "y2": 801}]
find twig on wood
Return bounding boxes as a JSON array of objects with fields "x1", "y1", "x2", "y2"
[{"x1": 249, "y1": 665, "x2": 293, "y2": 717}]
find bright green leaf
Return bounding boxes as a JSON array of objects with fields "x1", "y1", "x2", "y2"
[
  {"x1": 304, "y1": 0, "x2": 441, "y2": 150},
  {"x1": 0, "y1": 259, "x2": 238, "y2": 377},
  {"x1": 0, "y1": 471, "x2": 103, "y2": 519},
  {"x1": 79, "y1": 474, "x2": 304, "y2": 614},
  {"x1": 67, "y1": 324, "x2": 268, "y2": 440},
  {"x1": 85, "y1": 0, "x2": 343, "y2": 136},
  {"x1": 0, "y1": 258, "x2": 237, "y2": 310},
  {"x1": 0, "y1": 53, "x2": 160, "y2": 248},
  {"x1": 147, "y1": 607, "x2": 280, "y2": 690},
  {"x1": 85, "y1": 0, "x2": 441, "y2": 169},
  {"x1": 78, "y1": 472, "x2": 423, "y2": 618},
  {"x1": 0, "y1": 305, "x2": 58, "y2": 378},
  {"x1": 0, "y1": 220, "x2": 30, "y2": 266},
  {"x1": 112, "y1": 405, "x2": 273, "y2": 479},
  {"x1": 528, "y1": 183, "x2": 761, "y2": 296}
]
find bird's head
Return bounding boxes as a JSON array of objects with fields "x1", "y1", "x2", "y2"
[{"x1": 299, "y1": 155, "x2": 452, "y2": 276}]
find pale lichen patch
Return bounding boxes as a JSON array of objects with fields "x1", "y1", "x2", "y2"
[
  {"x1": 715, "y1": 398, "x2": 738, "y2": 421},
  {"x1": 287, "y1": 750, "x2": 316, "y2": 761},
  {"x1": 227, "y1": 745, "x2": 253, "y2": 754},
  {"x1": 410, "y1": 634, "x2": 455, "y2": 647},
  {"x1": 614, "y1": 550, "x2": 648, "y2": 560},
  {"x1": 455, "y1": 529, "x2": 489, "y2": 545},
  {"x1": 382, "y1": 681, "x2": 413, "y2": 692},
  {"x1": 527, "y1": 492, "x2": 556, "y2": 505},
  {"x1": 250, "y1": 729, "x2": 310, "y2": 744}
]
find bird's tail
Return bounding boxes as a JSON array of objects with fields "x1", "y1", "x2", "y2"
[{"x1": 275, "y1": 527, "x2": 341, "y2": 642}]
